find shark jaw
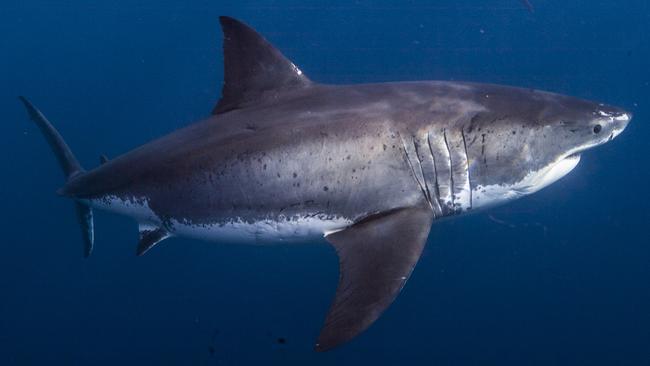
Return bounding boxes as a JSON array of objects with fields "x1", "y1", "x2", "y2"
[{"x1": 472, "y1": 153, "x2": 581, "y2": 210}]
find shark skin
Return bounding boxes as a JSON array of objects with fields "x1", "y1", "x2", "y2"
[{"x1": 20, "y1": 16, "x2": 631, "y2": 351}]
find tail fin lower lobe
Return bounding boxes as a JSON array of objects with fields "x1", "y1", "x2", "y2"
[{"x1": 19, "y1": 97, "x2": 95, "y2": 257}]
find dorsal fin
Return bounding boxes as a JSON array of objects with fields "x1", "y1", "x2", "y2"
[{"x1": 213, "y1": 16, "x2": 312, "y2": 115}]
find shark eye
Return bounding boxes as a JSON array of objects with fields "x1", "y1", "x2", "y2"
[{"x1": 593, "y1": 124, "x2": 602, "y2": 134}]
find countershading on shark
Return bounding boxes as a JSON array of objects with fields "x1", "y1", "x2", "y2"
[{"x1": 20, "y1": 16, "x2": 631, "y2": 351}]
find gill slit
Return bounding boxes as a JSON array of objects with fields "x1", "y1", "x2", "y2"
[
  {"x1": 460, "y1": 128, "x2": 472, "y2": 209},
  {"x1": 400, "y1": 135, "x2": 431, "y2": 209},
  {"x1": 427, "y1": 131, "x2": 442, "y2": 210},
  {"x1": 442, "y1": 129, "x2": 455, "y2": 205},
  {"x1": 411, "y1": 136, "x2": 433, "y2": 206}
]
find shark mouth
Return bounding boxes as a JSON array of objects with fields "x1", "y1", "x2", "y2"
[
  {"x1": 522, "y1": 153, "x2": 582, "y2": 195},
  {"x1": 471, "y1": 153, "x2": 582, "y2": 210},
  {"x1": 502, "y1": 153, "x2": 583, "y2": 196},
  {"x1": 474, "y1": 153, "x2": 582, "y2": 203},
  {"x1": 563, "y1": 153, "x2": 581, "y2": 163}
]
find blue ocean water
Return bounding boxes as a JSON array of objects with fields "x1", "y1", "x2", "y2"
[{"x1": 1, "y1": 0, "x2": 648, "y2": 364}]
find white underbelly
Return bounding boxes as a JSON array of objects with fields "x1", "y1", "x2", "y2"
[
  {"x1": 86, "y1": 195, "x2": 352, "y2": 244},
  {"x1": 170, "y1": 216, "x2": 351, "y2": 244}
]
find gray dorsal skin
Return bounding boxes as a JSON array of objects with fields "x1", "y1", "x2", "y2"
[{"x1": 20, "y1": 17, "x2": 632, "y2": 351}]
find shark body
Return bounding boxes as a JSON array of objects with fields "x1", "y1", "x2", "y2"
[{"x1": 21, "y1": 17, "x2": 631, "y2": 351}]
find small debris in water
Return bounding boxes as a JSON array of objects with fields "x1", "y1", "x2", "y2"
[
  {"x1": 521, "y1": 0, "x2": 534, "y2": 13},
  {"x1": 277, "y1": 337, "x2": 287, "y2": 345}
]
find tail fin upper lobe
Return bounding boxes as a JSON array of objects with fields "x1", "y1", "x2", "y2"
[{"x1": 19, "y1": 97, "x2": 95, "y2": 257}]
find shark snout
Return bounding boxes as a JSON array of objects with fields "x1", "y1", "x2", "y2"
[
  {"x1": 610, "y1": 110, "x2": 632, "y2": 140},
  {"x1": 593, "y1": 106, "x2": 631, "y2": 142}
]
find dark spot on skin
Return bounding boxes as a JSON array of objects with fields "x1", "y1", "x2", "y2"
[
  {"x1": 383, "y1": 144, "x2": 387, "y2": 151},
  {"x1": 593, "y1": 124, "x2": 602, "y2": 134},
  {"x1": 323, "y1": 186, "x2": 329, "y2": 191},
  {"x1": 293, "y1": 172, "x2": 297, "y2": 178},
  {"x1": 512, "y1": 130, "x2": 516, "y2": 135},
  {"x1": 263, "y1": 164, "x2": 267, "y2": 170},
  {"x1": 346, "y1": 155, "x2": 351, "y2": 160},
  {"x1": 277, "y1": 338, "x2": 286, "y2": 345}
]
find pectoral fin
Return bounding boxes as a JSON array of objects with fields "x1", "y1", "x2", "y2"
[{"x1": 316, "y1": 206, "x2": 434, "y2": 351}]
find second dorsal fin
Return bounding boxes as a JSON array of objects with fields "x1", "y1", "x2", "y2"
[{"x1": 213, "y1": 16, "x2": 312, "y2": 115}]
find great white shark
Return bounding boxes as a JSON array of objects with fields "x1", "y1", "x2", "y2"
[{"x1": 20, "y1": 16, "x2": 631, "y2": 351}]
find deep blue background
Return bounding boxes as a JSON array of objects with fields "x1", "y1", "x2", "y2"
[{"x1": 1, "y1": 1, "x2": 648, "y2": 364}]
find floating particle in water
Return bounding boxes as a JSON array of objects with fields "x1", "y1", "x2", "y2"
[
  {"x1": 208, "y1": 345, "x2": 216, "y2": 356},
  {"x1": 277, "y1": 337, "x2": 287, "y2": 345},
  {"x1": 521, "y1": 0, "x2": 534, "y2": 13}
]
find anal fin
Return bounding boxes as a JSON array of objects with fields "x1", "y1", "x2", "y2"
[
  {"x1": 137, "y1": 225, "x2": 170, "y2": 256},
  {"x1": 316, "y1": 206, "x2": 434, "y2": 351}
]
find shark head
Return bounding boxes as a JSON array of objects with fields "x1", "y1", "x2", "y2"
[{"x1": 464, "y1": 85, "x2": 632, "y2": 209}]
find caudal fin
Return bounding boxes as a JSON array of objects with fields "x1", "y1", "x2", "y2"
[{"x1": 19, "y1": 97, "x2": 95, "y2": 257}]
